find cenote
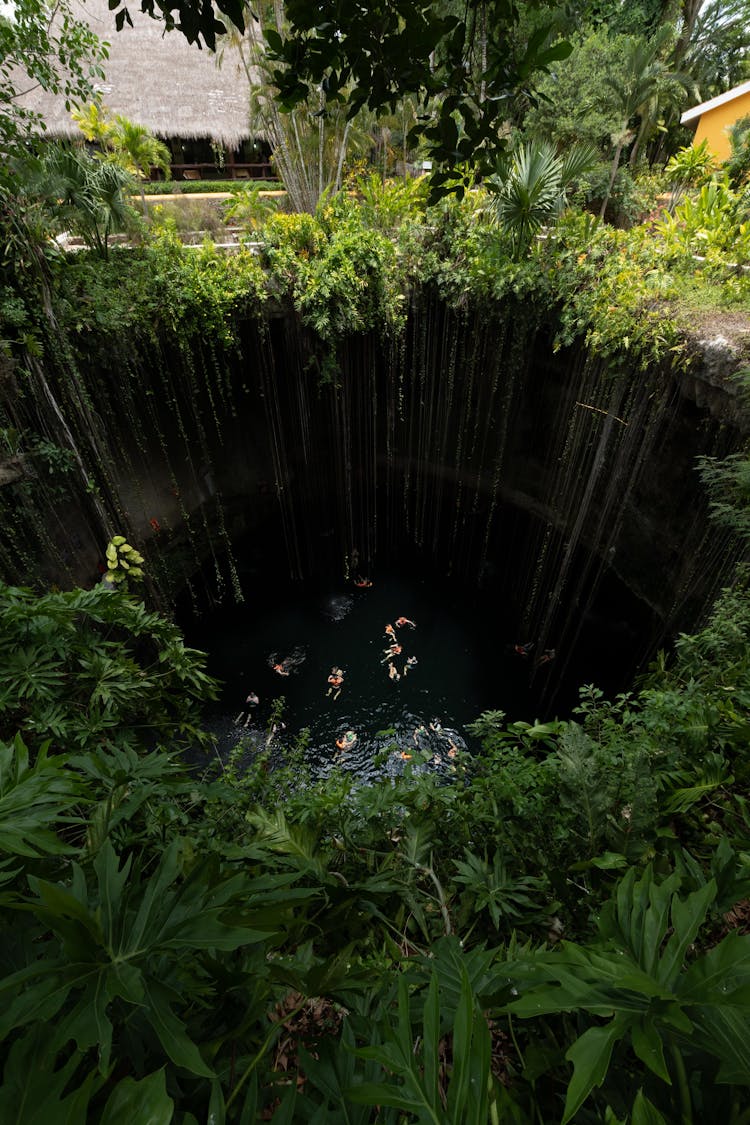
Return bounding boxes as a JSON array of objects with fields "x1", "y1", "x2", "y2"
[
  {"x1": 2, "y1": 262, "x2": 747, "y2": 772},
  {"x1": 179, "y1": 525, "x2": 660, "y2": 776}
]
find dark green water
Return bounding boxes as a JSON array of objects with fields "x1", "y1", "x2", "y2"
[{"x1": 183, "y1": 570, "x2": 541, "y2": 779}]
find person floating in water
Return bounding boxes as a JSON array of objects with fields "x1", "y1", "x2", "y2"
[
  {"x1": 381, "y1": 643, "x2": 402, "y2": 662},
  {"x1": 336, "y1": 730, "x2": 357, "y2": 751},
  {"x1": 269, "y1": 647, "x2": 306, "y2": 676},
  {"x1": 385, "y1": 623, "x2": 397, "y2": 641},
  {"x1": 404, "y1": 655, "x2": 418, "y2": 676},
  {"x1": 388, "y1": 662, "x2": 400, "y2": 682},
  {"x1": 537, "y1": 648, "x2": 556, "y2": 667},
  {"x1": 327, "y1": 667, "x2": 345, "y2": 699},
  {"x1": 269, "y1": 652, "x2": 292, "y2": 676},
  {"x1": 395, "y1": 616, "x2": 416, "y2": 629},
  {"x1": 354, "y1": 576, "x2": 372, "y2": 588},
  {"x1": 514, "y1": 641, "x2": 535, "y2": 658}
]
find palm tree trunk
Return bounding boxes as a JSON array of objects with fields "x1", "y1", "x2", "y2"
[
  {"x1": 318, "y1": 88, "x2": 325, "y2": 202},
  {"x1": 334, "y1": 120, "x2": 353, "y2": 192},
  {"x1": 600, "y1": 138, "x2": 625, "y2": 221},
  {"x1": 629, "y1": 115, "x2": 650, "y2": 168}
]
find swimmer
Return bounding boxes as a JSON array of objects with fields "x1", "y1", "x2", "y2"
[
  {"x1": 395, "y1": 616, "x2": 416, "y2": 628},
  {"x1": 269, "y1": 652, "x2": 291, "y2": 676},
  {"x1": 538, "y1": 648, "x2": 556, "y2": 667},
  {"x1": 388, "y1": 662, "x2": 400, "y2": 682},
  {"x1": 385, "y1": 624, "x2": 397, "y2": 641},
  {"x1": 403, "y1": 655, "x2": 418, "y2": 676},
  {"x1": 380, "y1": 644, "x2": 402, "y2": 662},
  {"x1": 514, "y1": 641, "x2": 534, "y2": 658},
  {"x1": 336, "y1": 730, "x2": 358, "y2": 751},
  {"x1": 327, "y1": 667, "x2": 345, "y2": 699},
  {"x1": 354, "y1": 576, "x2": 373, "y2": 588}
]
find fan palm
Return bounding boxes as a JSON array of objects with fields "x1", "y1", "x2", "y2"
[
  {"x1": 489, "y1": 139, "x2": 597, "y2": 259},
  {"x1": 41, "y1": 145, "x2": 134, "y2": 259}
]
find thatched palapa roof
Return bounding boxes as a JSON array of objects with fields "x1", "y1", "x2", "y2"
[{"x1": 17, "y1": 0, "x2": 254, "y2": 147}]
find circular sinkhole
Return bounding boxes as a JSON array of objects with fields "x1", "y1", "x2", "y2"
[{"x1": 179, "y1": 549, "x2": 659, "y2": 779}]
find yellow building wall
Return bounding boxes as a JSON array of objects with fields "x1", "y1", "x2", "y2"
[{"x1": 693, "y1": 91, "x2": 750, "y2": 162}]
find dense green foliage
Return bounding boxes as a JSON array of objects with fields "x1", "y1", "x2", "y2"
[
  {"x1": 1, "y1": 567, "x2": 750, "y2": 1121},
  {"x1": 4, "y1": 45, "x2": 750, "y2": 1113},
  {"x1": 0, "y1": 0, "x2": 107, "y2": 154},
  {"x1": 6, "y1": 168, "x2": 750, "y2": 387}
]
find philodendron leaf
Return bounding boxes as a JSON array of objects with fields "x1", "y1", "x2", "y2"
[
  {"x1": 630, "y1": 1016, "x2": 670, "y2": 1083},
  {"x1": 207, "y1": 1077, "x2": 225, "y2": 1125},
  {"x1": 630, "y1": 1088, "x2": 668, "y2": 1125},
  {"x1": 99, "y1": 1068, "x2": 174, "y2": 1125},
  {"x1": 658, "y1": 880, "x2": 716, "y2": 987},
  {"x1": 0, "y1": 1025, "x2": 101, "y2": 1124},
  {"x1": 0, "y1": 735, "x2": 81, "y2": 858},
  {"x1": 678, "y1": 931, "x2": 750, "y2": 1005},
  {"x1": 142, "y1": 979, "x2": 214, "y2": 1078},
  {"x1": 562, "y1": 1015, "x2": 629, "y2": 1125}
]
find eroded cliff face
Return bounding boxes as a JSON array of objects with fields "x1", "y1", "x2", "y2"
[
  {"x1": 681, "y1": 323, "x2": 750, "y2": 431},
  {"x1": 1, "y1": 296, "x2": 747, "y2": 653}
]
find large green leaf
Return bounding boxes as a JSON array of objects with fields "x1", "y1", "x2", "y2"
[
  {"x1": 630, "y1": 1089, "x2": 668, "y2": 1125},
  {"x1": 562, "y1": 1017, "x2": 628, "y2": 1125},
  {"x1": 0, "y1": 735, "x2": 82, "y2": 858},
  {"x1": 4, "y1": 838, "x2": 283, "y2": 1083},
  {"x1": 678, "y1": 932, "x2": 750, "y2": 1006},
  {"x1": 0, "y1": 1025, "x2": 101, "y2": 1124},
  {"x1": 99, "y1": 1069, "x2": 174, "y2": 1125}
]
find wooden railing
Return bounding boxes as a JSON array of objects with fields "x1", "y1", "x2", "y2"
[{"x1": 159, "y1": 162, "x2": 277, "y2": 182}]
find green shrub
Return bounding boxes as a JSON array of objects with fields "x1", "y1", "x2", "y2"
[{"x1": 140, "y1": 179, "x2": 280, "y2": 196}]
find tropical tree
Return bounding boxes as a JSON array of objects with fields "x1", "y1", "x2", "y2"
[
  {"x1": 599, "y1": 30, "x2": 694, "y2": 218},
  {"x1": 217, "y1": 0, "x2": 373, "y2": 214},
  {"x1": 523, "y1": 27, "x2": 641, "y2": 152},
  {"x1": 39, "y1": 144, "x2": 136, "y2": 259},
  {"x1": 73, "y1": 103, "x2": 170, "y2": 215},
  {"x1": 489, "y1": 138, "x2": 598, "y2": 258},
  {"x1": 0, "y1": 0, "x2": 107, "y2": 157},
  {"x1": 269, "y1": 0, "x2": 574, "y2": 199},
  {"x1": 678, "y1": 0, "x2": 750, "y2": 100}
]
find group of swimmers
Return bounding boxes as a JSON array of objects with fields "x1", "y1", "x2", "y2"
[
  {"x1": 335, "y1": 718, "x2": 461, "y2": 770},
  {"x1": 412, "y1": 719, "x2": 460, "y2": 767},
  {"x1": 381, "y1": 616, "x2": 417, "y2": 682}
]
